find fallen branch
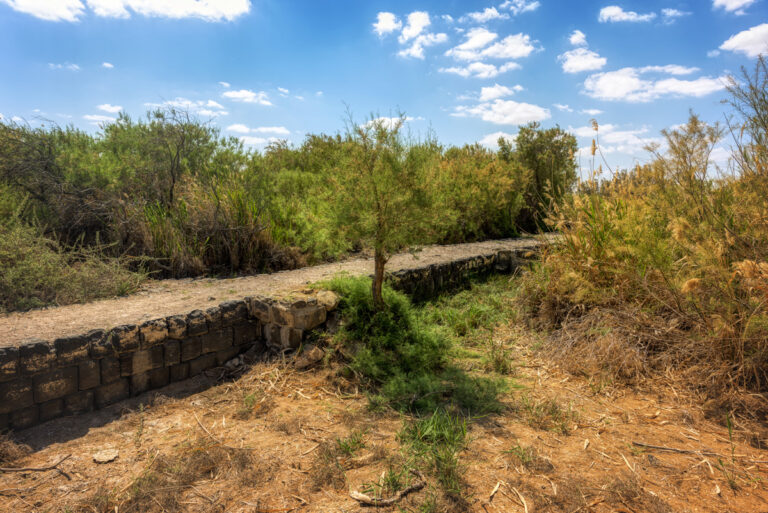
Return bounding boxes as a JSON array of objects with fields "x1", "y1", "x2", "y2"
[
  {"x1": 350, "y1": 469, "x2": 425, "y2": 506},
  {"x1": 0, "y1": 454, "x2": 71, "y2": 473},
  {"x1": 632, "y1": 441, "x2": 719, "y2": 456}
]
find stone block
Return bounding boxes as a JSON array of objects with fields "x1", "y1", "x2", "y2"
[
  {"x1": 205, "y1": 306, "x2": 222, "y2": 331},
  {"x1": 19, "y1": 339, "x2": 55, "y2": 375},
  {"x1": 263, "y1": 323, "x2": 281, "y2": 349},
  {"x1": 149, "y1": 367, "x2": 170, "y2": 388},
  {"x1": 130, "y1": 372, "x2": 150, "y2": 396},
  {"x1": 188, "y1": 353, "x2": 217, "y2": 376},
  {"x1": 220, "y1": 300, "x2": 248, "y2": 326},
  {"x1": 78, "y1": 360, "x2": 100, "y2": 390},
  {"x1": 33, "y1": 367, "x2": 78, "y2": 403},
  {"x1": 166, "y1": 315, "x2": 187, "y2": 340},
  {"x1": 271, "y1": 303, "x2": 293, "y2": 326},
  {"x1": 10, "y1": 406, "x2": 39, "y2": 430},
  {"x1": 64, "y1": 391, "x2": 94, "y2": 415},
  {"x1": 0, "y1": 414, "x2": 8, "y2": 431},
  {"x1": 215, "y1": 346, "x2": 240, "y2": 366},
  {"x1": 316, "y1": 291, "x2": 340, "y2": 311},
  {"x1": 169, "y1": 362, "x2": 190, "y2": 382},
  {"x1": 0, "y1": 379, "x2": 34, "y2": 414},
  {"x1": 139, "y1": 319, "x2": 168, "y2": 348},
  {"x1": 109, "y1": 324, "x2": 139, "y2": 353},
  {"x1": 292, "y1": 305, "x2": 326, "y2": 330},
  {"x1": 201, "y1": 328, "x2": 232, "y2": 354},
  {"x1": 129, "y1": 346, "x2": 164, "y2": 376},
  {"x1": 495, "y1": 250, "x2": 512, "y2": 272},
  {"x1": 101, "y1": 356, "x2": 121, "y2": 383},
  {"x1": 90, "y1": 330, "x2": 116, "y2": 358},
  {"x1": 39, "y1": 398, "x2": 64, "y2": 422},
  {"x1": 247, "y1": 296, "x2": 273, "y2": 323},
  {"x1": 0, "y1": 346, "x2": 19, "y2": 382},
  {"x1": 55, "y1": 330, "x2": 102, "y2": 366},
  {"x1": 233, "y1": 321, "x2": 260, "y2": 346},
  {"x1": 181, "y1": 337, "x2": 202, "y2": 362},
  {"x1": 186, "y1": 310, "x2": 208, "y2": 336},
  {"x1": 95, "y1": 379, "x2": 129, "y2": 408},
  {"x1": 164, "y1": 340, "x2": 181, "y2": 366},
  {"x1": 280, "y1": 326, "x2": 303, "y2": 350}
]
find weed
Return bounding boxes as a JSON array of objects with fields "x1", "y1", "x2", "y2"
[
  {"x1": 515, "y1": 394, "x2": 577, "y2": 435},
  {"x1": 336, "y1": 429, "x2": 366, "y2": 457}
]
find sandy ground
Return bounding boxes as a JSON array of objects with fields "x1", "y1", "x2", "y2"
[
  {"x1": 0, "y1": 238, "x2": 542, "y2": 347},
  {"x1": 1, "y1": 325, "x2": 766, "y2": 513}
]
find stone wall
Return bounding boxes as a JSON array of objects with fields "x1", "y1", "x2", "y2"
[{"x1": 0, "y1": 245, "x2": 536, "y2": 431}]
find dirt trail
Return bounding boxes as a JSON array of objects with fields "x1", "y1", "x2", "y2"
[
  {"x1": 1, "y1": 326, "x2": 766, "y2": 512},
  {"x1": 0, "y1": 238, "x2": 540, "y2": 347}
]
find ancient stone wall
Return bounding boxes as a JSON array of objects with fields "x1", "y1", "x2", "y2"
[{"x1": 0, "y1": 246, "x2": 534, "y2": 430}]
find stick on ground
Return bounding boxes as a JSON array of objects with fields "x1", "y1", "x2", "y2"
[{"x1": 350, "y1": 469, "x2": 426, "y2": 506}]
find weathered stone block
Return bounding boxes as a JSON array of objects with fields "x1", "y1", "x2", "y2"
[
  {"x1": 292, "y1": 305, "x2": 326, "y2": 330},
  {"x1": 33, "y1": 367, "x2": 78, "y2": 403},
  {"x1": 130, "y1": 372, "x2": 150, "y2": 396},
  {"x1": 163, "y1": 340, "x2": 181, "y2": 366},
  {"x1": 205, "y1": 306, "x2": 222, "y2": 331},
  {"x1": 0, "y1": 347, "x2": 19, "y2": 382},
  {"x1": 130, "y1": 346, "x2": 164, "y2": 376},
  {"x1": 0, "y1": 379, "x2": 34, "y2": 414},
  {"x1": 10, "y1": 406, "x2": 38, "y2": 430},
  {"x1": 0, "y1": 413, "x2": 8, "y2": 431},
  {"x1": 101, "y1": 356, "x2": 121, "y2": 383},
  {"x1": 139, "y1": 319, "x2": 168, "y2": 348},
  {"x1": 95, "y1": 378, "x2": 129, "y2": 408},
  {"x1": 19, "y1": 339, "x2": 55, "y2": 375},
  {"x1": 233, "y1": 321, "x2": 260, "y2": 346},
  {"x1": 39, "y1": 398, "x2": 64, "y2": 422},
  {"x1": 166, "y1": 314, "x2": 187, "y2": 340},
  {"x1": 247, "y1": 296, "x2": 273, "y2": 323},
  {"x1": 169, "y1": 362, "x2": 190, "y2": 382},
  {"x1": 55, "y1": 330, "x2": 102, "y2": 366},
  {"x1": 201, "y1": 328, "x2": 232, "y2": 354},
  {"x1": 215, "y1": 346, "x2": 240, "y2": 366},
  {"x1": 181, "y1": 337, "x2": 202, "y2": 362},
  {"x1": 186, "y1": 310, "x2": 208, "y2": 336},
  {"x1": 78, "y1": 360, "x2": 100, "y2": 390},
  {"x1": 90, "y1": 329, "x2": 115, "y2": 358},
  {"x1": 316, "y1": 291, "x2": 340, "y2": 311},
  {"x1": 220, "y1": 300, "x2": 248, "y2": 326},
  {"x1": 280, "y1": 326, "x2": 303, "y2": 350},
  {"x1": 64, "y1": 390, "x2": 94, "y2": 415},
  {"x1": 495, "y1": 250, "x2": 512, "y2": 272},
  {"x1": 263, "y1": 323, "x2": 281, "y2": 349},
  {"x1": 188, "y1": 353, "x2": 217, "y2": 376},
  {"x1": 109, "y1": 324, "x2": 139, "y2": 353},
  {"x1": 149, "y1": 367, "x2": 169, "y2": 388},
  {"x1": 271, "y1": 303, "x2": 293, "y2": 326}
]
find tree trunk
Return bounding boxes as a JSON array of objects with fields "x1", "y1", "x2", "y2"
[{"x1": 372, "y1": 249, "x2": 387, "y2": 311}]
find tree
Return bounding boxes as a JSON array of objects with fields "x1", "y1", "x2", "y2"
[{"x1": 328, "y1": 115, "x2": 437, "y2": 310}]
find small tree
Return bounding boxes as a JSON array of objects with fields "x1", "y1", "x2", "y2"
[{"x1": 328, "y1": 115, "x2": 436, "y2": 310}]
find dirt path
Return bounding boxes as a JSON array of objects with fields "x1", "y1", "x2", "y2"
[
  {"x1": 1, "y1": 325, "x2": 766, "y2": 512},
  {"x1": 0, "y1": 238, "x2": 541, "y2": 347}
]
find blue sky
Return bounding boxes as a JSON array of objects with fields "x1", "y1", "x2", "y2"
[{"x1": 1, "y1": 0, "x2": 767, "y2": 171}]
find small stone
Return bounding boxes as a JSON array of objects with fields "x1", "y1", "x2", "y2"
[
  {"x1": 294, "y1": 345, "x2": 324, "y2": 370},
  {"x1": 93, "y1": 449, "x2": 119, "y2": 463},
  {"x1": 316, "y1": 290, "x2": 340, "y2": 311}
]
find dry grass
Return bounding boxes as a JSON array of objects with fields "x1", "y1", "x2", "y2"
[{"x1": 0, "y1": 433, "x2": 31, "y2": 465}]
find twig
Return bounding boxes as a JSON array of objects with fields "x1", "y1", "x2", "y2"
[
  {"x1": 632, "y1": 441, "x2": 719, "y2": 457},
  {"x1": 349, "y1": 469, "x2": 425, "y2": 506},
  {"x1": 510, "y1": 486, "x2": 529, "y2": 513},
  {"x1": 489, "y1": 481, "x2": 501, "y2": 501},
  {"x1": 0, "y1": 454, "x2": 71, "y2": 473},
  {"x1": 301, "y1": 443, "x2": 320, "y2": 456}
]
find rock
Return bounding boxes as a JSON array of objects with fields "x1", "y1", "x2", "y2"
[
  {"x1": 93, "y1": 448, "x2": 119, "y2": 463},
  {"x1": 294, "y1": 345, "x2": 324, "y2": 370},
  {"x1": 316, "y1": 291, "x2": 340, "y2": 311}
]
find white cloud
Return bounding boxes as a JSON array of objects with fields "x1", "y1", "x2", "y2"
[
  {"x1": 713, "y1": 0, "x2": 757, "y2": 15},
  {"x1": 0, "y1": 0, "x2": 84, "y2": 21},
  {"x1": 479, "y1": 83, "x2": 522, "y2": 101},
  {"x1": 720, "y1": 23, "x2": 768, "y2": 58},
  {"x1": 101, "y1": 61, "x2": 114, "y2": 68},
  {"x1": 97, "y1": 103, "x2": 122, "y2": 113},
  {"x1": 83, "y1": 114, "x2": 115, "y2": 124},
  {"x1": 49, "y1": 62, "x2": 80, "y2": 71},
  {"x1": 2, "y1": 0, "x2": 251, "y2": 22},
  {"x1": 598, "y1": 6, "x2": 656, "y2": 23},
  {"x1": 364, "y1": 116, "x2": 418, "y2": 130},
  {"x1": 453, "y1": 98, "x2": 551, "y2": 125},
  {"x1": 222, "y1": 89, "x2": 271, "y2": 105},
  {"x1": 219, "y1": 81, "x2": 230, "y2": 88},
  {"x1": 226, "y1": 123, "x2": 250, "y2": 133},
  {"x1": 445, "y1": 27, "x2": 498, "y2": 60},
  {"x1": 639, "y1": 64, "x2": 698, "y2": 75},
  {"x1": 481, "y1": 33, "x2": 538, "y2": 59},
  {"x1": 571, "y1": 123, "x2": 663, "y2": 156},
  {"x1": 559, "y1": 47, "x2": 606, "y2": 73},
  {"x1": 277, "y1": 87, "x2": 289, "y2": 96},
  {"x1": 399, "y1": 11, "x2": 430, "y2": 43},
  {"x1": 145, "y1": 97, "x2": 228, "y2": 116},
  {"x1": 295, "y1": 95, "x2": 305, "y2": 101},
  {"x1": 584, "y1": 67, "x2": 727, "y2": 102},
  {"x1": 569, "y1": 29, "x2": 587, "y2": 46},
  {"x1": 581, "y1": 108, "x2": 604, "y2": 115},
  {"x1": 240, "y1": 136, "x2": 270, "y2": 146},
  {"x1": 439, "y1": 61, "x2": 520, "y2": 79},
  {"x1": 441, "y1": 14, "x2": 454, "y2": 23},
  {"x1": 373, "y1": 12, "x2": 401, "y2": 36},
  {"x1": 500, "y1": 0, "x2": 541, "y2": 15},
  {"x1": 661, "y1": 8, "x2": 690, "y2": 23},
  {"x1": 254, "y1": 126, "x2": 290, "y2": 135},
  {"x1": 446, "y1": 31, "x2": 537, "y2": 61},
  {"x1": 554, "y1": 103, "x2": 573, "y2": 112},
  {"x1": 461, "y1": 7, "x2": 509, "y2": 23},
  {"x1": 707, "y1": 49, "x2": 721, "y2": 57},
  {"x1": 479, "y1": 131, "x2": 517, "y2": 148},
  {"x1": 398, "y1": 32, "x2": 448, "y2": 59}
]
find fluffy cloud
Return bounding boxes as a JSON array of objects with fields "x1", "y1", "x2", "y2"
[
  {"x1": 569, "y1": 30, "x2": 587, "y2": 46},
  {"x1": 479, "y1": 83, "x2": 523, "y2": 101},
  {"x1": 559, "y1": 47, "x2": 606, "y2": 73},
  {"x1": 500, "y1": 0, "x2": 540, "y2": 15},
  {"x1": 240, "y1": 136, "x2": 278, "y2": 146},
  {"x1": 581, "y1": 108, "x2": 604, "y2": 115},
  {"x1": 145, "y1": 98, "x2": 228, "y2": 116},
  {"x1": 713, "y1": 0, "x2": 757, "y2": 14},
  {"x1": 479, "y1": 131, "x2": 517, "y2": 148},
  {"x1": 101, "y1": 62, "x2": 114, "y2": 69},
  {"x1": 83, "y1": 114, "x2": 116, "y2": 125},
  {"x1": 583, "y1": 66, "x2": 727, "y2": 102},
  {"x1": 554, "y1": 103, "x2": 573, "y2": 112},
  {"x1": 219, "y1": 81, "x2": 230, "y2": 88},
  {"x1": 49, "y1": 62, "x2": 80, "y2": 71},
  {"x1": 226, "y1": 123, "x2": 250, "y2": 133},
  {"x1": 445, "y1": 30, "x2": 537, "y2": 61},
  {"x1": 453, "y1": 98, "x2": 551, "y2": 125},
  {"x1": 661, "y1": 8, "x2": 690, "y2": 23},
  {"x1": 439, "y1": 61, "x2": 520, "y2": 79},
  {"x1": 222, "y1": 89, "x2": 271, "y2": 105},
  {"x1": 2, "y1": 0, "x2": 251, "y2": 22},
  {"x1": 598, "y1": 6, "x2": 656, "y2": 23},
  {"x1": 399, "y1": 32, "x2": 448, "y2": 59},
  {"x1": 720, "y1": 23, "x2": 768, "y2": 58},
  {"x1": 97, "y1": 103, "x2": 122, "y2": 113},
  {"x1": 573, "y1": 124, "x2": 663, "y2": 156},
  {"x1": 444, "y1": 27, "x2": 498, "y2": 60},
  {"x1": 461, "y1": 7, "x2": 509, "y2": 23},
  {"x1": 399, "y1": 11, "x2": 430, "y2": 43},
  {"x1": 373, "y1": 12, "x2": 401, "y2": 36}
]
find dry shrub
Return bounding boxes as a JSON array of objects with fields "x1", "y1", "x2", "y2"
[{"x1": 0, "y1": 433, "x2": 31, "y2": 465}]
